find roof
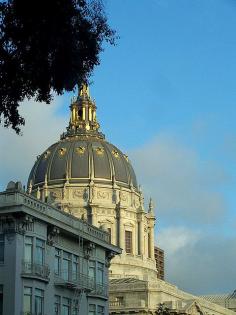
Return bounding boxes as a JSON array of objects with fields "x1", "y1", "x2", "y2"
[
  {"x1": 28, "y1": 137, "x2": 138, "y2": 190},
  {"x1": 200, "y1": 290, "x2": 236, "y2": 304}
]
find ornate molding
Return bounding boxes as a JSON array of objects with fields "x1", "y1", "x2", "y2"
[
  {"x1": 75, "y1": 146, "x2": 86, "y2": 155},
  {"x1": 97, "y1": 190, "x2": 109, "y2": 200}
]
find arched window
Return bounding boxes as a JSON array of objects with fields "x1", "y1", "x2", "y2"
[{"x1": 125, "y1": 231, "x2": 132, "y2": 254}]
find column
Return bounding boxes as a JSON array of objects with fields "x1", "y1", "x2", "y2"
[
  {"x1": 82, "y1": 107, "x2": 85, "y2": 120},
  {"x1": 119, "y1": 213, "x2": 125, "y2": 250},
  {"x1": 149, "y1": 224, "x2": 155, "y2": 260},
  {"x1": 112, "y1": 219, "x2": 117, "y2": 246},
  {"x1": 139, "y1": 219, "x2": 144, "y2": 256}
]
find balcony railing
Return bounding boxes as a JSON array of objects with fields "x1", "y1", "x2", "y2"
[
  {"x1": 109, "y1": 300, "x2": 125, "y2": 307},
  {"x1": 21, "y1": 260, "x2": 50, "y2": 281},
  {"x1": 54, "y1": 271, "x2": 108, "y2": 296}
]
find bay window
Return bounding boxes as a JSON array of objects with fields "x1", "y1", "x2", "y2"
[
  {"x1": 36, "y1": 239, "x2": 45, "y2": 265},
  {"x1": 23, "y1": 287, "x2": 32, "y2": 314},
  {"x1": 35, "y1": 288, "x2": 44, "y2": 315}
]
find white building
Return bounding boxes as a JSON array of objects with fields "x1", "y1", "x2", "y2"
[{"x1": 1, "y1": 84, "x2": 234, "y2": 315}]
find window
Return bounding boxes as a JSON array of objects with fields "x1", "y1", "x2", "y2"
[
  {"x1": 54, "y1": 249, "x2": 61, "y2": 276},
  {"x1": 0, "y1": 235, "x2": 4, "y2": 263},
  {"x1": 98, "y1": 305, "x2": 105, "y2": 315},
  {"x1": 148, "y1": 232, "x2": 151, "y2": 258},
  {"x1": 36, "y1": 239, "x2": 45, "y2": 265},
  {"x1": 97, "y1": 262, "x2": 104, "y2": 284},
  {"x1": 54, "y1": 295, "x2": 61, "y2": 315},
  {"x1": 62, "y1": 252, "x2": 71, "y2": 281},
  {"x1": 137, "y1": 222, "x2": 141, "y2": 255},
  {"x1": 72, "y1": 299, "x2": 78, "y2": 315},
  {"x1": 125, "y1": 231, "x2": 132, "y2": 254},
  {"x1": 72, "y1": 255, "x2": 79, "y2": 281},
  {"x1": 23, "y1": 287, "x2": 32, "y2": 314},
  {"x1": 89, "y1": 261, "x2": 95, "y2": 280},
  {"x1": 24, "y1": 236, "x2": 33, "y2": 263},
  {"x1": 35, "y1": 288, "x2": 44, "y2": 315},
  {"x1": 62, "y1": 297, "x2": 71, "y2": 315},
  {"x1": 88, "y1": 304, "x2": 96, "y2": 315},
  {"x1": 0, "y1": 285, "x2": 3, "y2": 315}
]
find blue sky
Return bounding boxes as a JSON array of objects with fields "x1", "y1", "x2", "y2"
[{"x1": 1, "y1": 0, "x2": 236, "y2": 295}]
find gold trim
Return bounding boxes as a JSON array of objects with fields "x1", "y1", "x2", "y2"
[
  {"x1": 43, "y1": 151, "x2": 50, "y2": 159},
  {"x1": 95, "y1": 147, "x2": 104, "y2": 155},
  {"x1": 124, "y1": 154, "x2": 129, "y2": 162},
  {"x1": 76, "y1": 146, "x2": 86, "y2": 155},
  {"x1": 59, "y1": 148, "x2": 67, "y2": 156},
  {"x1": 112, "y1": 149, "x2": 119, "y2": 159}
]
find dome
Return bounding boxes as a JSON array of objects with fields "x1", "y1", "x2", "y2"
[
  {"x1": 28, "y1": 137, "x2": 137, "y2": 190},
  {"x1": 27, "y1": 84, "x2": 157, "y2": 281},
  {"x1": 28, "y1": 84, "x2": 138, "y2": 192}
]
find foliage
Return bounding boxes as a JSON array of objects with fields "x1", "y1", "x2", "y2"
[
  {"x1": 0, "y1": 0, "x2": 115, "y2": 133},
  {"x1": 157, "y1": 303, "x2": 171, "y2": 315}
]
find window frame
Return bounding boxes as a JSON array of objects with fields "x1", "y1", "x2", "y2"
[
  {"x1": 125, "y1": 230, "x2": 133, "y2": 254},
  {"x1": 0, "y1": 235, "x2": 4, "y2": 264},
  {"x1": 23, "y1": 286, "x2": 32, "y2": 314},
  {"x1": 35, "y1": 238, "x2": 45, "y2": 265},
  {"x1": 34, "y1": 288, "x2": 44, "y2": 315},
  {"x1": 54, "y1": 295, "x2": 61, "y2": 315}
]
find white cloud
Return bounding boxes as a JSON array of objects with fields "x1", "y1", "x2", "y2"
[
  {"x1": 164, "y1": 230, "x2": 236, "y2": 295},
  {"x1": 157, "y1": 226, "x2": 201, "y2": 255},
  {"x1": 1, "y1": 108, "x2": 235, "y2": 296},
  {"x1": 128, "y1": 133, "x2": 236, "y2": 294},
  {"x1": 0, "y1": 98, "x2": 68, "y2": 190},
  {"x1": 129, "y1": 134, "x2": 230, "y2": 225}
]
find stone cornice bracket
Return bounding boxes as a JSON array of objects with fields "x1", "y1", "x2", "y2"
[
  {"x1": 47, "y1": 225, "x2": 60, "y2": 246},
  {"x1": 0, "y1": 215, "x2": 31, "y2": 236},
  {"x1": 84, "y1": 241, "x2": 96, "y2": 259},
  {"x1": 105, "y1": 251, "x2": 116, "y2": 267}
]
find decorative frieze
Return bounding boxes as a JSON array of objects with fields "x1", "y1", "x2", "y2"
[{"x1": 97, "y1": 190, "x2": 110, "y2": 200}]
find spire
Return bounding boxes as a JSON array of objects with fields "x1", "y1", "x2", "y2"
[
  {"x1": 148, "y1": 198, "x2": 154, "y2": 215},
  {"x1": 61, "y1": 83, "x2": 105, "y2": 140}
]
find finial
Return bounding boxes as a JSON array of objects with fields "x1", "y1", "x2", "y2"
[
  {"x1": 148, "y1": 198, "x2": 154, "y2": 214},
  {"x1": 79, "y1": 83, "x2": 90, "y2": 97},
  {"x1": 36, "y1": 186, "x2": 40, "y2": 199},
  {"x1": 28, "y1": 180, "x2": 32, "y2": 194}
]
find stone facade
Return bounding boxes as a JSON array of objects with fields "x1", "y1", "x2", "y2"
[
  {"x1": 109, "y1": 278, "x2": 236, "y2": 315},
  {"x1": 9, "y1": 84, "x2": 234, "y2": 315},
  {"x1": 0, "y1": 181, "x2": 120, "y2": 315},
  {"x1": 200, "y1": 291, "x2": 236, "y2": 312}
]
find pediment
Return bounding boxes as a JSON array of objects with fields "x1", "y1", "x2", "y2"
[
  {"x1": 184, "y1": 301, "x2": 205, "y2": 315},
  {"x1": 98, "y1": 219, "x2": 113, "y2": 224},
  {"x1": 124, "y1": 222, "x2": 134, "y2": 227}
]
